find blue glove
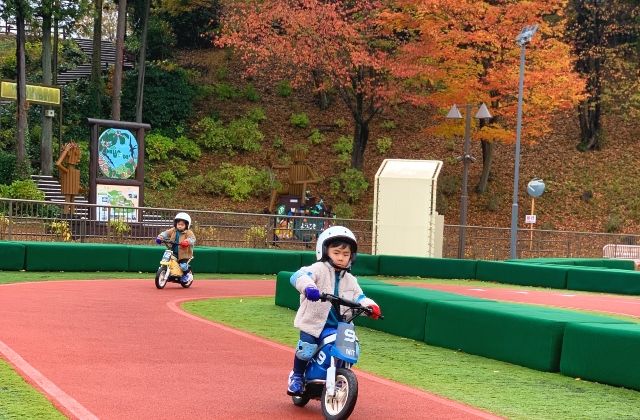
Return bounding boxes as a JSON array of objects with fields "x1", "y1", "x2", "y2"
[
  {"x1": 304, "y1": 286, "x2": 321, "y2": 301},
  {"x1": 155, "y1": 237, "x2": 163, "y2": 244}
]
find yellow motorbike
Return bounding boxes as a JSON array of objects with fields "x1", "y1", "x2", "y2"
[{"x1": 155, "y1": 240, "x2": 193, "y2": 289}]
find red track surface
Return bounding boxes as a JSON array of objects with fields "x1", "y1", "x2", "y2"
[
  {"x1": 398, "y1": 283, "x2": 640, "y2": 318},
  {"x1": 0, "y1": 279, "x2": 498, "y2": 420}
]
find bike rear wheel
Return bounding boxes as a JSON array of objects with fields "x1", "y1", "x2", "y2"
[
  {"x1": 292, "y1": 395, "x2": 310, "y2": 407},
  {"x1": 321, "y1": 368, "x2": 358, "y2": 420},
  {"x1": 155, "y1": 266, "x2": 168, "y2": 289}
]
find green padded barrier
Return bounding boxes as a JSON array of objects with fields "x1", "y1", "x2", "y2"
[
  {"x1": 571, "y1": 258, "x2": 636, "y2": 270},
  {"x1": 560, "y1": 323, "x2": 640, "y2": 391},
  {"x1": 567, "y1": 267, "x2": 640, "y2": 295},
  {"x1": 299, "y1": 251, "x2": 380, "y2": 276},
  {"x1": 507, "y1": 258, "x2": 576, "y2": 265},
  {"x1": 24, "y1": 242, "x2": 129, "y2": 271},
  {"x1": 216, "y1": 248, "x2": 301, "y2": 274},
  {"x1": 128, "y1": 245, "x2": 219, "y2": 273},
  {"x1": 378, "y1": 255, "x2": 477, "y2": 279},
  {"x1": 275, "y1": 271, "x2": 300, "y2": 311},
  {"x1": 0, "y1": 241, "x2": 26, "y2": 270},
  {"x1": 355, "y1": 285, "x2": 487, "y2": 341},
  {"x1": 425, "y1": 300, "x2": 630, "y2": 372},
  {"x1": 475, "y1": 261, "x2": 568, "y2": 289}
]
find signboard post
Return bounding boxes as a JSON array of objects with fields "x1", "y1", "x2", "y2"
[
  {"x1": 87, "y1": 118, "x2": 151, "y2": 222},
  {"x1": 526, "y1": 178, "x2": 545, "y2": 251}
]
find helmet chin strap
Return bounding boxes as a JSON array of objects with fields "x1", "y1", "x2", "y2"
[{"x1": 325, "y1": 258, "x2": 352, "y2": 272}]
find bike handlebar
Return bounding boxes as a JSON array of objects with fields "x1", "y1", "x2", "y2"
[{"x1": 321, "y1": 293, "x2": 384, "y2": 320}]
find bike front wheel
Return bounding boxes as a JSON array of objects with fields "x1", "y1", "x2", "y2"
[
  {"x1": 321, "y1": 368, "x2": 358, "y2": 420},
  {"x1": 155, "y1": 266, "x2": 168, "y2": 289}
]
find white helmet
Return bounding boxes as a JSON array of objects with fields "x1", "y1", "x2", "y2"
[
  {"x1": 315, "y1": 226, "x2": 358, "y2": 265},
  {"x1": 174, "y1": 212, "x2": 192, "y2": 229}
]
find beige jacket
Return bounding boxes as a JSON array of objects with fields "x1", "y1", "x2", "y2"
[
  {"x1": 158, "y1": 227, "x2": 196, "y2": 260},
  {"x1": 291, "y1": 261, "x2": 365, "y2": 338}
]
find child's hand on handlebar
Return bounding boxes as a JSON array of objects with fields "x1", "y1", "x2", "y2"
[
  {"x1": 179, "y1": 240, "x2": 190, "y2": 248},
  {"x1": 155, "y1": 236, "x2": 163, "y2": 244}
]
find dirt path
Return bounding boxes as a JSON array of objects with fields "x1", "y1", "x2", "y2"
[{"x1": 0, "y1": 279, "x2": 497, "y2": 420}]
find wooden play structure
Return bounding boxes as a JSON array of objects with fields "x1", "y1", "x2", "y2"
[
  {"x1": 269, "y1": 148, "x2": 320, "y2": 213},
  {"x1": 55, "y1": 142, "x2": 81, "y2": 214}
]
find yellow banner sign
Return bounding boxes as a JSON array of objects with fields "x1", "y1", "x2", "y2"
[{"x1": 0, "y1": 81, "x2": 61, "y2": 106}]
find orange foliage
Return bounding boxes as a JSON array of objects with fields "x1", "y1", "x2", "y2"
[{"x1": 389, "y1": 0, "x2": 586, "y2": 145}]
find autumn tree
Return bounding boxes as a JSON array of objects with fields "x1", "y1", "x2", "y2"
[
  {"x1": 219, "y1": 0, "x2": 414, "y2": 170},
  {"x1": 392, "y1": 0, "x2": 584, "y2": 192},
  {"x1": 566, "y1": 1, "x2": 640, "y2": 151}
]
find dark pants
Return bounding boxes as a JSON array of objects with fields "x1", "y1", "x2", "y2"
[{"x1": 293, "y1": 331, "x2": 320, "y2": 374}]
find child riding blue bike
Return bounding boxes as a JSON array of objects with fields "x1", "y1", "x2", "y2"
[{"x1": 287, "y1": 225, "x2": 380, "y2": 396}]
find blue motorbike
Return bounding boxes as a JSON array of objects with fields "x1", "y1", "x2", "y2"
[{"x1": 291, "y1": 293, "x2": 383, "y2": 419}]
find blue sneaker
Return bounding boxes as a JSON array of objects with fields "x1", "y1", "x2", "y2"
[
  {"x1": 287, "y1": 371, "x2": 304, "y2": 395},
  {"x1": 181, "y1": 272, "x2": 193, "y2": 284}
]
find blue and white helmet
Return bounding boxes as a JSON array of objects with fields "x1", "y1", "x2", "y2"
[{"x1": 315, "y1": 226, "x2": 358, "y2": 264}]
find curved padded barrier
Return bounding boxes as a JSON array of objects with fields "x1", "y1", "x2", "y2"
[
  {"x1": 216, "y1": 248, "x2": 301, "y2": 274},
  {"x1": 127, "y1": 245, "x2": 219, "y2": 273},
  {"x1": 378, "y1": 255, "x2": 477, "y2": 279},
  {"x1": 0, "y1": 241, "x2": 25, "y2": 270},
  {"x1": 560, "y1": 323, "x2": 640, "y2": 391},
  {"x1": 24, "y1": 242, "x2": 130, "y2": 271},
  {"x1": 424, "y1": 300, "x2": 632, "y2": 372},
  {"x1": 476, "y1": 261, "x2": 568, "y2": 289},
  {"x1": 299, "y1": 251, "x2": 380, "y2": 276},
  {"x1": 567, "y1": 267, "x2": 640, "y2": 295}
]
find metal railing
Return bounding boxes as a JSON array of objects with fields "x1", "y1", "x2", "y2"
[
  {"x1": 0, "y1": 198, "x2": 372, "y2": 252},
  {"x1": 2, "y1": 198, "x2": 639, "y2": 260}
]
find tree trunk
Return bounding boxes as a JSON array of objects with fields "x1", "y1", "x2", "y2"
[
  {"x1": 90, "y1": 0, "x2": 104, "y2": 118},
  {"x1": 135, "y1": 0, "x2": 150, "y2": 123},
  {"x1": 112, "y1": 0, "x2": 127, "y2": 120},
  {"x1": 15, "y1": 0, "x2": 29, "y2": 177},
  {"x1": 312, "y1": 69, "x2": 329, "y2": 110},
  {"x1": 577, "y1": 98, "x2": 602, "y2": 151},
  {"x1": 351, "y1": 120, "x2": 369, "y2": 170},
  {"x1": 476, "y1": 140, "x2": 494, "y2": 193},
  {"x1": 41, "y1": 8, "x2": 54, "y2": 175}
]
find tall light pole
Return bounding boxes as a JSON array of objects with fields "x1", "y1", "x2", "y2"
[
  {"x1": 447, "y1": 103, "x2": 492, "y2": 259},
  {"x1": 510, "y1": 24, "x2": 538, "y2": 260}
]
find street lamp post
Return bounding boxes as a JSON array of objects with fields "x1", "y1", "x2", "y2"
[
  {"x1": 447, "y1": 103, "x2": 492, "y2": 259},
  {"x1": 509, "y1": 24, "x2": 538, "y2": 260}
]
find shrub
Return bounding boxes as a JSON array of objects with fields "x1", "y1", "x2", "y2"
[
  {"x1": 202, "y1": 164, "x2": 271, "y2": 202},
  {"x1": 48, "y1": 220, "x2": 72, "y2": 242},
  {"x1": 376, "y1": 136, "x2": 393, "y2": 154},
  {"x1": 308, "y1": 129, "x2": 325, "y2": 145},
  {"x1": 605, "y1": 213, "x2": 623, "y2": 233},
  {"x1": 290, "y1": 112, "x2": 310, "y2": 128},
  {"x1": 276, "y1": 80, "x2": 292, "y2": 97},
  {"x1": 333, "y1": 135, "x2": 353, "y2": 163},
  {"x1": 175, "y1": 136, "x2": 201, "y2": 160},
  {"x1": 158, "y1": 171, "x2": 179, "y2": 188},
  {"x1": 146, "y1": 132, "x2": 175, "y2": 161},
  {"x1": 333, "y1": 202, "x2": 354, "y2": 219},
  {"x1": 196, "y1": 117, "x2": 263, "y2": 155},
  {"x1": 244, "y1": 84, "x2": 261, "y2": 102},
  {"x1": 333, "y1": 169, "x2": 368, "y2": 203},
  {"x1": 108, "y1": 219, "x2": 131, "y2": 239},
  {"x1": 0, "y1": 150, "x2": 16, "y2": 184},
  {"x1": 334, "y1": 118, "x2": 348, "y2": 128},
  {"x1": 273, "y1": 136, "x2": 284, "y2": 149},
  {"x1": 5, "y1": 180, "x2": 45, "y2": 201},
  {"x1": 122, "y1": 63, "x2": 197, "y2": 133},
  {"x1": 246, "y1": 107, "x2": 267, "y2": 123},
  {"x1": 439, "y1": 174, "x2": 460, "y2": 196},
  {"x1": 381, "y1": 120, "x2": 396, "y2": 130},
  {"x1": 245, "y1": 226, "x2": 267, "y2": 248},
  {"x1": 214, "y1": 82, "x2": 241, "y2": 100}
]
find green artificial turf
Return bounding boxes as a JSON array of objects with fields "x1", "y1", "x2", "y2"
[
  {"x1": 184, "y1": 296, "x2": 640, "y2": 420},
  {"x1": 0, "y1": 360, "x2": 66, "y2": 419}
]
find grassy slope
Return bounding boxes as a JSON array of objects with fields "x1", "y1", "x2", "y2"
[{"x1": 185, "y1": 297, "x2": 640, "y2": 420}]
